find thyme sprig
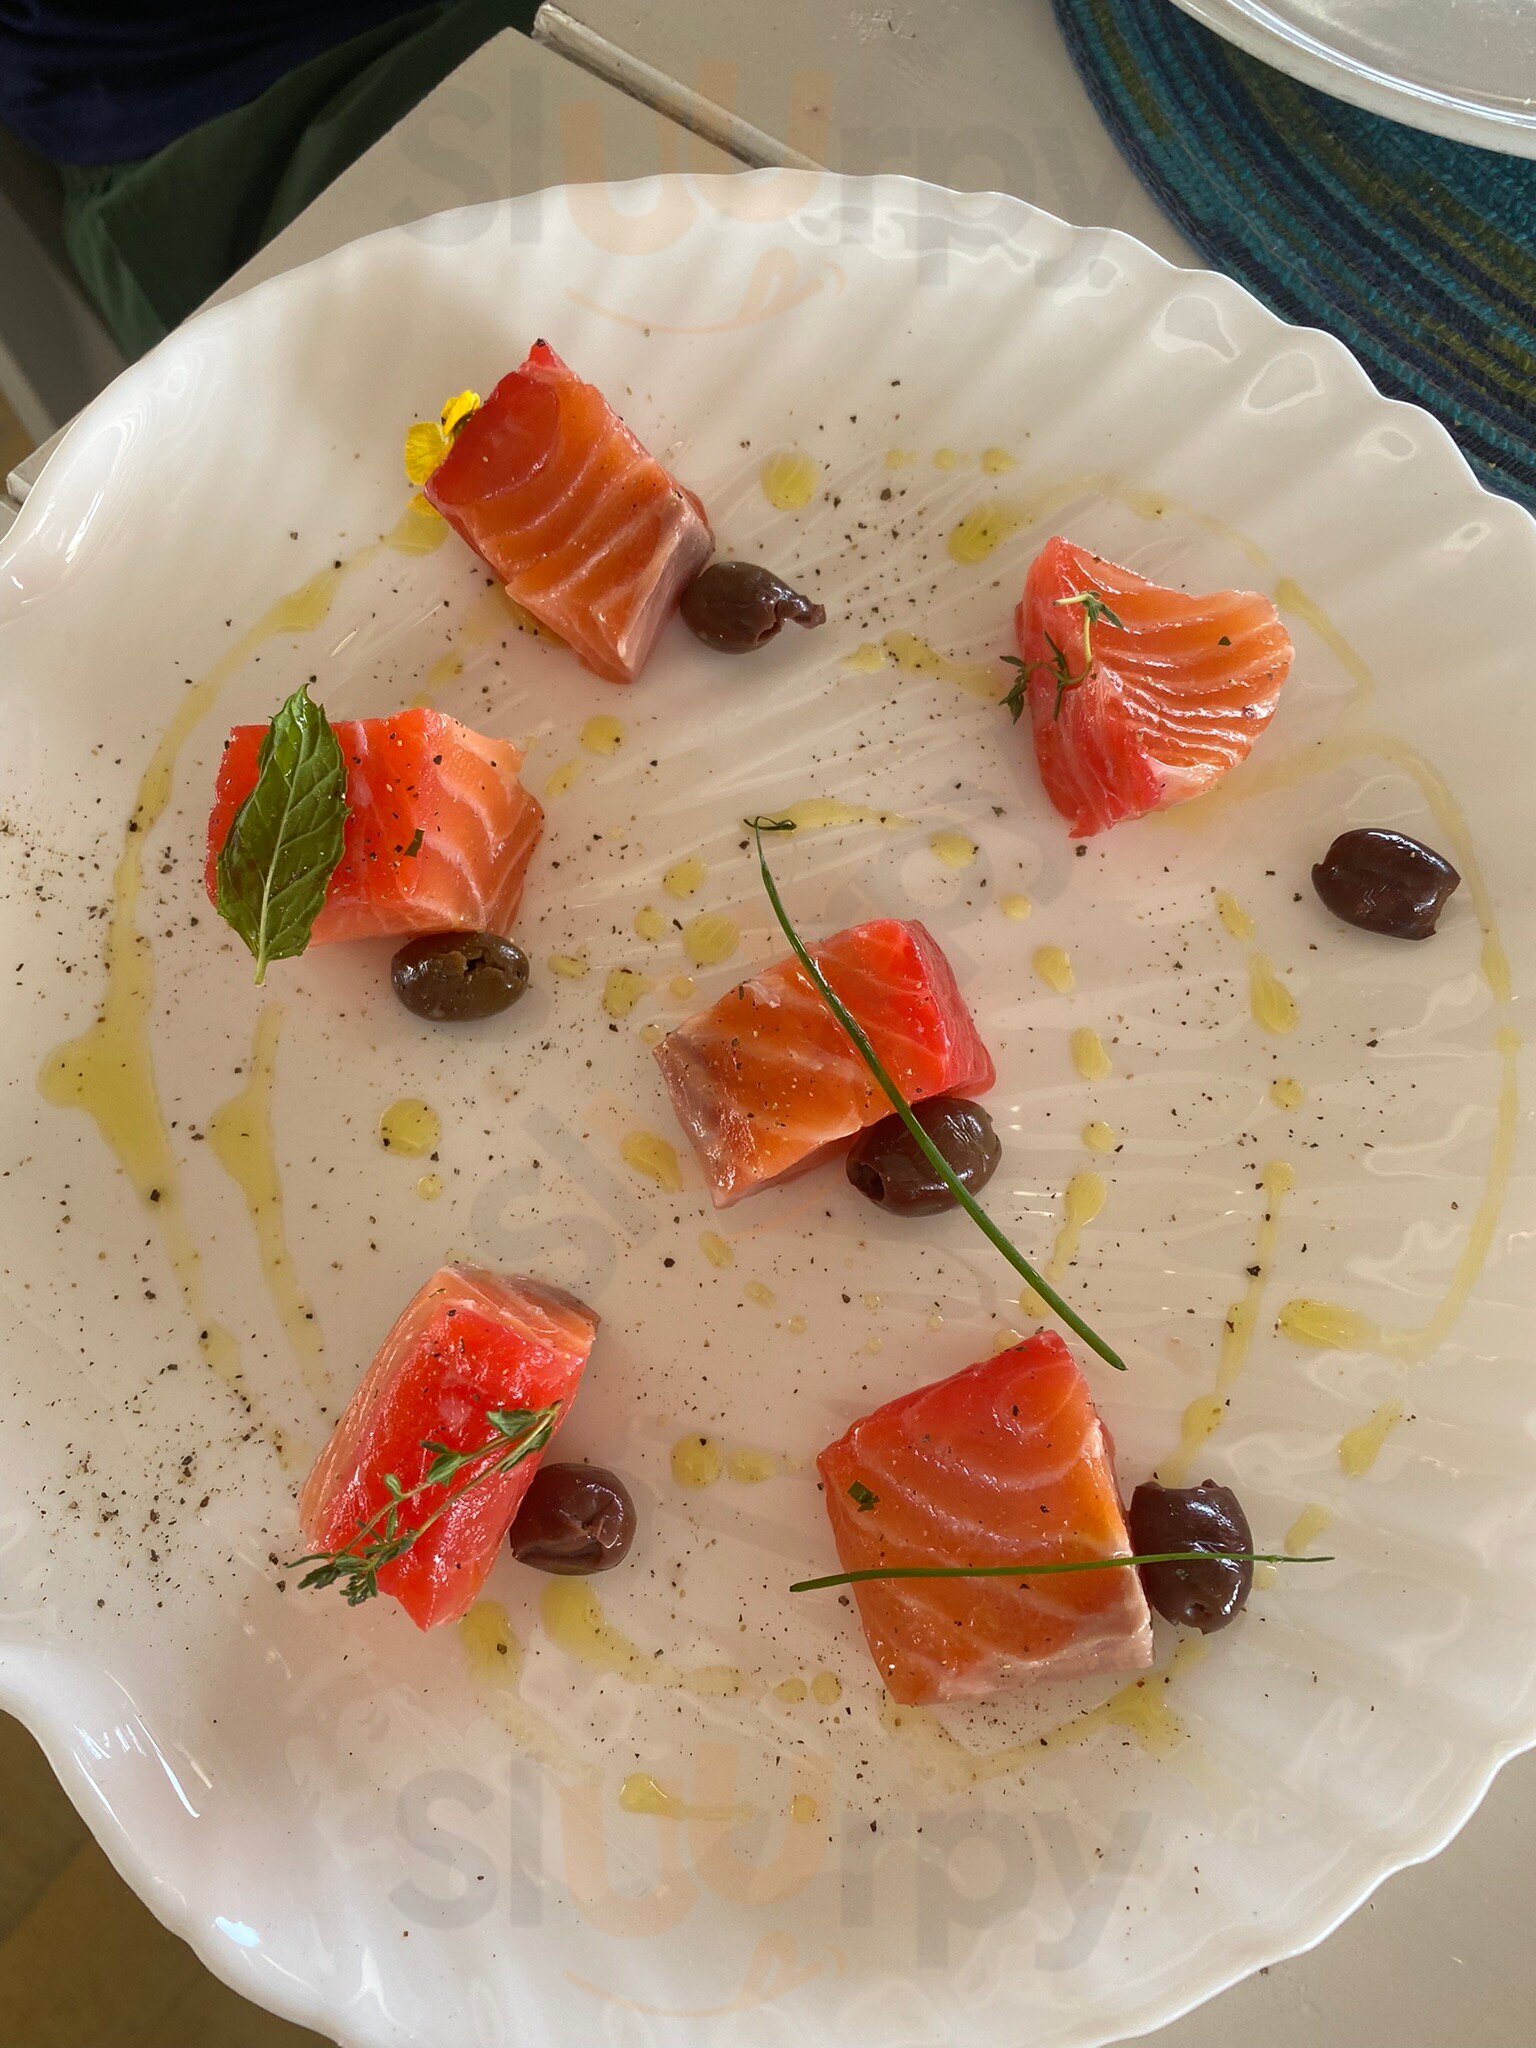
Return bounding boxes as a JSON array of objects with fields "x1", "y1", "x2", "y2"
[
  {"x1": 289, "y1": 1403, "x2": 559, "y2": 1605},
  {"x1": 1001, "y1": 587, "x2": 1125, "y2": 723},
  {"x1": 789, "y1": 1549, "x2": 1331, "y2": 1594},
  {"x1": 745, "y1": 817, "x2": 1125, "y2": 1371}
]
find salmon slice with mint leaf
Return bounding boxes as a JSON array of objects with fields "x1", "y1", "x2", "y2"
[{"x1": 207, "y1": 706, "x2": 543, "y2": 947}]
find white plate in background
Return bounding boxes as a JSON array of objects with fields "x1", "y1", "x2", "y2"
[{"x1": 1171, "y1": 0, "x2": 1536, "y2": 154}]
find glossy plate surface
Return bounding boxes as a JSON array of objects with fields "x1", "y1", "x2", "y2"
[
  {"x1": 1, "y1": 175, "x2": 1533, "y2": 2048},
  {"x1": 1171, "y1": 0, "x2": 1536, "y2": 154}
]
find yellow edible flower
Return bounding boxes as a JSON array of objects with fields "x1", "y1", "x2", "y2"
[{"x1": 402, "y1": 388, "x2": 482, "y2": 493}]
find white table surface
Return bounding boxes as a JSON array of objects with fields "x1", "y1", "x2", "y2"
[{"x1": 6, "y1": 11, "x2": 1531, "y2": 2043}]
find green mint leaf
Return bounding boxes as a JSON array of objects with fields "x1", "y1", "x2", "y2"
[{"x1": 215, "y1": 684, "x2": 348, "y2": 983}]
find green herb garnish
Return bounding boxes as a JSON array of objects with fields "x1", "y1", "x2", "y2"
[
  {"x1": 745, "y1": 817, "x2": 1125, "y2": 1371},
  {"x1": 402, "y1": 826, "x2": 424, "y2": 859},
  {"x1": 215, "y1": 684, "x2": 348, "y2": 982},
  {"x1": 848, "y1": 1480, "x2": 880, "y2": 1512},
  {"x1": 789, "y1": 1549, "x2": 1330, "y2": 1594},
  {"x1": 288, "y1": 1403, "x2": 559, "y2": 1605},
  {"x1": 1001, "y1": 588, "x2": 1125, "y2": 723}
]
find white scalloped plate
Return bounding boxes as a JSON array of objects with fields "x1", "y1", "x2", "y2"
[{"x1": 1, "y1": 175, "x2": 1533, "y2": 2048}]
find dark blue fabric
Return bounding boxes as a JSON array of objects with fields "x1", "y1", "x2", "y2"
[
  {"x1": 0, "y1": 1, "x2": 427, "y2": 163},
  {"x1": 1053, "y1": 0, "x2": 1536, "y2": 512}
]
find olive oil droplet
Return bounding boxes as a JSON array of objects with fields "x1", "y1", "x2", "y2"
[
  {"x1": 1277, "y1": 1298, "x2": 1381, "y2": 1350},
  {"x1": 580, "y1": 714, "x2": 624, "y2": 756},
  {"x1": 760, "y1": 449, "x2": 820, "y2": 510},
  {"x1": 601, "y1": 967, "x2": 651, "y2": 1019},
  {"x1": 378, "y1": 1098, "x2": 440, "y2": 1158},
  {"x1": 683, "y1": 912, "x2": 739, "y2": 969},
  {"x1": 1213, "y1": 890, "x2": 1255, "y2": 941},
  {"x1": 929, "y1": 830, "x2": 976, "y2": 869},
  {"x1": 1339, "y1": 1400, "x2": 1403, "y2": 1477},
  {"x1": 882, "y1": 629, "x2": 1001, "y2": 704},
  {"x1": 1248, "y1": 954, "x2": 1299, "y2": 1035},
  {"x1": 1070, "y1": 1027, "x2": 1112, "y2": 1080},
  {"x1": 727, "y1": 1447, "x2": 778, "y2": 1484},
  {"x1": 1033, "y1": 945, "x2": 1075, "y2": 994},
  {"x1": 671, "y1": 1436, "x2": 721, "y2": 1487},
  {"x1": 621, "y1": 1130, "x2": 682, "y2": 1191},
  {"x1": 946, "y1": 504, "x2": 1025, "y2": 565},
  {"x1": 663, "y1": 854, "x2": 707, "y2": 900},
  {"x1": 1285, "y1": 1502, "x2": 1332, "y2": 1553}
]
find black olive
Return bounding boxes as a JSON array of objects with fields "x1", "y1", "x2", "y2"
[
  {"x1": 680, "y1": 560, "x2": 827, "y2": 653},
  {"x1": 391, "y1": 931, "x2": 529, "y2": 1021},
  {"x1": 1311, "y1": 828, "x2": 1460, "y2": 940},
  {"x1": 846, "y1": 1097, "x2": 1001, "y2": 1215},
  {"x1": 1128, "y1": 1479, "x2": 1253, "y2": 1633},
  {"x1": 508, "y1": 1463, "x2": 635, "y2": 1575}
]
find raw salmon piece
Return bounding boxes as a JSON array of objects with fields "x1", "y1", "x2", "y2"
[
  {"x1": 206, "y1": 707, "x2": 543, "y2": 945},
  {"x1": 299, "y1": 1267, "x2": 598, "y2": 1630},
  {"x1": 817, "y1": 1333, "x2": 1153, "y2": 1705},
  {"x1": 1016, "y1": 536, "x2": 1294, "y2": 838},
  {"x1": 654, "y1": 918, "x2": 995, "y2": 1209},
  {"x1": 425, "y1": 341, "x2": 714, "y2": 684}
]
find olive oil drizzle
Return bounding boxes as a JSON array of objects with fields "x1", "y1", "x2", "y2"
[
  {"x1": 1175, "y1": 584, "x2": 1520, "y2": 1466},
  {"x1": 1276, "y1": 1027, "x2": 1519, "y2": 1369},
  {"x1": 459, "y1": 1599, "x2": 589, "y2": 1777},
  {"x1": 207, "y1": 1004, "x2": 327, "y2": 1406},
  {"x1": 881, "y1": 1639, "x2": 1207, "y2": 1790},
  {"x1": 540, "y1": 1581, "x2": 759, "y2": 1700},
  {"x1": 37, "y1": 531, "x2": 398, "y2": 1426},
  {"x1": 39, "y1": 670, "x2": 245, "y2": 1403},
  {"x1": 1161, "y1": 1162, "x2": 1295, "y2": 1485},
  {"x1": 1021, "y1": 1171, "x2": 1106, "y2": 1319}
]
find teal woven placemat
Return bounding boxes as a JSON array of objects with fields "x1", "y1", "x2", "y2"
[{"x1": 1053, "y1": 0, "x2": 1536, "y2": 511}]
